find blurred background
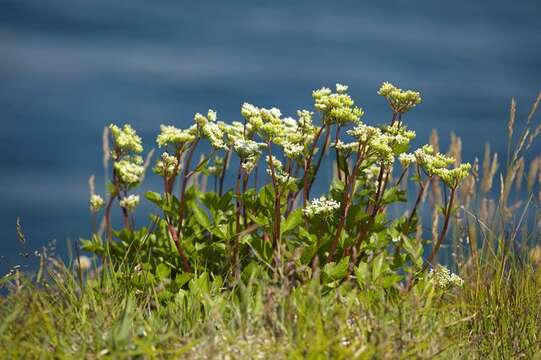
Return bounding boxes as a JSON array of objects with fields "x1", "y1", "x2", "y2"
[{"x1": 1, "y1": 0, "x2": 540, "y2": 272}]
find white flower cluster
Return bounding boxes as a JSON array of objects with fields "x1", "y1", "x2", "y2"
[
  {"x1": 109, "y1": 124, "x2": 143, "y2": 153},
  {"x1": 153, "y1": 152, "x2": 180, "y2": 177},
  {"x1": 114, "y1": 156, "x2": 144, "y2": 185},
  {"x1": 89, "y1": 194, "x2": 105, "y2": 213},
  {"x1": 312, "y1": 84, "x2": 364, "y2": 125},
  {"x1": 156, "y1": 125, "x2": 196, "y2": 147},
  {"x1": 345, "y1": 122, "x2": 416, "y2": 166},
  {"x1": 429, "y1": 265, "x2": 464, "y2": 289},
  {"x1": 303, "y1": 196, "x2": 341, "y2": 218},
  {"x1": 195, "y1": 109, "x2": 227, "y2": 150},
  {"x1": 414, "y1": 145, "x2": 471, "y2": 188},
  {"x1": 398, "y1": 153, "x2": 416, "y2": 167},
  {"x1": 109, "y1": 123, "x2": 146, "y2": 188},
  {"x1": 378, "y1": 82, "x2": 422, "y2": 114},
  {"x1": 222, "y1": 121, "x2": 249, "y2": 145},
  {"x1": 119, "y1": 194, "x2": 140, "y2": 212},
  {"x1": 282, "y1": 141, "x2": 304, "y2": 159},
  {"x1": 241, "y1": 103, "x2": 284, "y2": 140},
  {"x1": 234, "y1": 139, "x2": 267, "y2": 174},
  {"x1": 265, "y1": 155, "x2": 292, "y2": 184}
]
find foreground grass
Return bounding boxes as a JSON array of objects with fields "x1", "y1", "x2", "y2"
[{"x1": 1, "y1": 253, "x2": 540, "y2": 359}]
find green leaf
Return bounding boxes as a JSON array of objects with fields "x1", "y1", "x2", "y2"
[
  {"x1": 323, "y1": 256, "x2": 349, "y2": 283},
  {"x1": 282, "y1": 209, "x2": 303, "y2": 235},
  {"x1": 156, "y1": 263, "x2": 171, "y2": 280},
  {"x1": 192, "y1": 205, "x2": 212, "y2": 229}
]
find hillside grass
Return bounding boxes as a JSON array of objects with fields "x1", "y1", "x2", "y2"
[{"x1": 1, "y1": 251, "x2": 540, "y2": 359}]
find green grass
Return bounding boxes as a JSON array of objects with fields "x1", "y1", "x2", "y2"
[{"x1": 1, "y1": 253, "x2": 540, "y2": 359}]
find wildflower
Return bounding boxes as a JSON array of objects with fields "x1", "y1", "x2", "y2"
[
  {"x1": 433, "y1": 163, "x2": 472, "y2": 188},
  {"x1": 398, "y1": 153, "x2": 416, "y2": 167},
  {"x1": 153, "y1": 152, "x2": 180, "y2": 177},
  {"x1": 313, "y1": 84, "x2": 364, "y2": 125},
  {"x1": 89, "y1": 194, "x2": 105, "y2": 213},
  {"x1": 241, "y1": 157, "x2": 259, "y2": 174},
  {"x1": 233, "y1": 139, "x2": 266, "y2": 159},
  {"x1": 335, "y1": 83, "x2": 348, "y2": 93},
  {"x1": 347, "y1": 123, "x2": 381, "y2": 143},
  {"x1": 265, "y1": 155, "x2": 292, "y2": 184},
  {"x1": 297, "y1": 109, "x2": 316, "y2": 140},
  {"x1": 156, "y1": 125, "x2": 195, "y2": 147},
  {"x1": 282, "y1": 141, "x2": 304, "y2": 159},
  {"x1": 109, "y1": 124, "x2": 143, "y2": 153},
  {"x1": 303, "y1": 196, "x2": 341, "y2": 218},
  {"x1": 114, "y1": 157, "x2": 144, "y2": 185},
  {"x1": 119, "y1": 194, "x2": 140, "y2": 212},
  {"x1": 334, "y1": 140, "x2": 358, "y2": 155},
  {"x1": 222, "y1": 121, "x2": 248, "y2": 145},
  {"x1": 195, "y1": 110, "x2": 227, "y2": 150},
  {"x1": 241, "y1": 103, "x2": 264, "y2": 130},
  {"x1": 378, "y1": 82, "x2": 422, "y2": 114},
  {"x1": 414, "y1": 145, "x2": 455, "y2": 175},
  {"x1": 381, "y1": 123, "x2": 416, "y2": 152},
  {"x1": 429, "y1": 265, "x2": 464, "y2": 289}
]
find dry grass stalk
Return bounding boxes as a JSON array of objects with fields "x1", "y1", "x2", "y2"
[
  {"x1": 481, "y1": 143, "x2": 498, "y2": 193},
  {"x1": 507, "y1": 98, "x2": 516, "y2": 141},
  {"x1": 526, "y1": 156, "x2": 539, "y2": 192},
  {"x1": 88, "y1": 174, "x2": 96, "y2": 196},
  {"x1": 102, "y1": 126, "x2": 110, "y2": 187},
  {"x1": 514, "y1": 157, "x2": 525, "y2": 191}
]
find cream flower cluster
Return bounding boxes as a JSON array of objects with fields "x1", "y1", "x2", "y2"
[
  {"x1": 413, "y1": 145, "x2": 471, "y2": 187},
  {"x1": 345, "y1": 123, "x2": 416, "y2": 166},
  {"x1": 429, "y1": 265, "x2": 464, "y2": 289},
  {"x1": 432, "y1": 163, "x2": 472, "y2": 189},
  {"x1": 378, "y1": 82, "x2": 422, "y2": 114},
  {"x1": 89, "y1": 194, "x2": 105, "y2": 213},
  {"x1": 109, "y1": 123, "x2": 145, "y2": 187},
  {"x1": 241, "y1": 103, "x2": 284, "y2": 140},
  {"x1": 195, "y1": 109, "x2": 227, "y2": 150},
  {"x1": 398, "y1": 153, "x2": 416, "y2": 167},
  {"x1": 222, "y1": 121, "x2": 250, "y2": 145},
  {"x1": 156, "y1": 125, "x2": 196, "y2": 147},
  {"x1": 153, "y1": 152, "x2": 180, "y2": 177},
  {"x1": 303, "y1": 196, "x2": 341, "y2": 218},
  {"x1": 265, "y1": 156, "x2": 292, "y2": 184},
  {"x1": 119, "y1": 194, "x2": 140, "y2": 212},
  {"x1": 312, "y1": 84, "x2": 364, "y2": 125},
  {"x1": 234, "y1": 139, "x2": 267, "y2": 174},
  {"x1": 109, "y1": 124, "x2": 143, "y2": 154},
  {"x1": 114, "y1": 156, "x2": 144, "y2": 185}
]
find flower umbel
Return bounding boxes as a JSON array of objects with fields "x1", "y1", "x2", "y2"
[
  {"x1": 89, "y1": 194, "x2": 105, "y2": 213},
  {"x1": 429, "y1": 265, "x2": 464, "y2": 289},
  {"x1": 119, "y1": 194, "x2": 140, "y2": 212},
  {"x1": 303, "y1": 196, "x2": 341, "y2": 218},
  {"x1": 378, "y1": 82, "x2": 421, "y2": 114}
]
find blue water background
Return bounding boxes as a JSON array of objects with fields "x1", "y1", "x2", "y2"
[{"x1": 1, "y1": 0, "x2": 540, "y2": 273}]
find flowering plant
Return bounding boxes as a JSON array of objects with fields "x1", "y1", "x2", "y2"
[{"x1": 82, "y1": 82, "x2": 470, "y2": 292}]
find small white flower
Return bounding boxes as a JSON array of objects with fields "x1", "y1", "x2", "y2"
[
  {"x1": 119, "y1": 194, "x2": 140, "y2": 212},
  {"x1": 156, "y1": 125, "x2": 195, "y2": 147},
  {"x1": 89, "y1": 194, "x2": 105, "y2": 213},
  {"x1": 303, "y1": 196, "x2": 341, "y2": 218},
  {"x1": 429, "y1": 265, "x2": 464, "y2": 289},
  {"x1": 398, "y1": 153, "x2": 416, "y2": 167},
  {"x1": 109, "y1": 124, "x2": 143, "y2": 153},
  {"x1": 336, "y1": 83, "x2": 348, "y2": 93}
]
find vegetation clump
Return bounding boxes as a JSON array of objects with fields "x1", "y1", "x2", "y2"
[{"x1": 2, "y1": 84, "x2": 541, "y2": 358}]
